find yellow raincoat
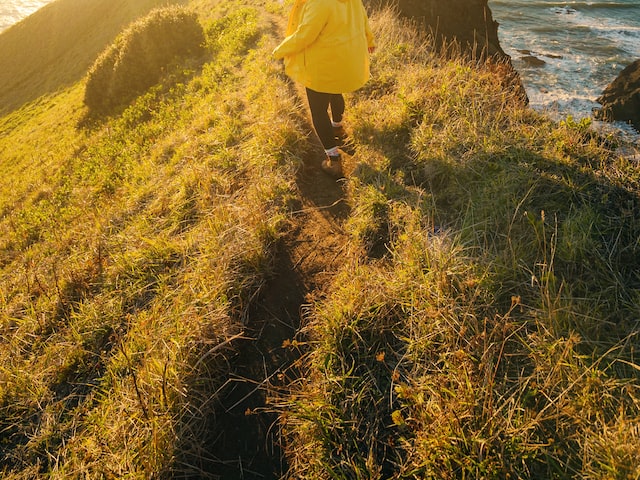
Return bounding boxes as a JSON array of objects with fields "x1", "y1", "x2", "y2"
[{"x1": 273, "y1": 0, "x2": 375, "y2": 94}]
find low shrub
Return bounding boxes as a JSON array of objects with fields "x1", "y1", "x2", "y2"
[{"x1": 84, "y1": 6, "x2": 205, "y2": 114}]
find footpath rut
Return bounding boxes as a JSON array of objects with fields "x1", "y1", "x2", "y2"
[{"x1": 210, "y1": 147, "x2": 352, "y2": 478}]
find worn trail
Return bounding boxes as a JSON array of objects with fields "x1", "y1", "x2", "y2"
[{"x1": 210, "y1": 144, "x2": 351, "y2": 478}]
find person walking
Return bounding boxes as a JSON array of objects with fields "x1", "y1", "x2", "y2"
[{"x1": 273, "y1": 0, "x2": 375, "y2": 178}]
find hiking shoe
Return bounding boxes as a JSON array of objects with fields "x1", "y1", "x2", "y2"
[{"x1": 321, "y1": 153, "x2": 344, "y2": 179}]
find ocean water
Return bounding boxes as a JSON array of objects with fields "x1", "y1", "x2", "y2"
[
  {"x1": 490, "y1": 0, "x2": 640, "y2": 138},
  {"x1": 0, "y1": 0, "x2": 54, "y2": 33}
]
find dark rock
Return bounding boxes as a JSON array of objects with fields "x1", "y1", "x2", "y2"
[
  {"x1": 595, "y1": 59, "x2": 640, "y2": 132},
  {"x1": 522, "y1": 55, "x2": 546, "y2": 67}
]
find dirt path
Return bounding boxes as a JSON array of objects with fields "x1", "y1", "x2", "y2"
[
  {"x1": 209, "y1": 145, "x2": 351, "y2": 478},
  {"x1": 192, "y1": 9, "x2": 356, "y2": 475}
]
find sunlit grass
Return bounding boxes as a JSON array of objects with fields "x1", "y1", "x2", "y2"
[
  {"x1": 0, "y1": 0, "x2": 178, "y2": 114},
  {"x1": 0, "y1": 2, "x2": 303, "y2": 477},
  {"x1": 283, "y1": 7, "x2": 640, "y2": 480},
  {"x1": 1, "y1": 1, "x2": 639, "y2": 479}
]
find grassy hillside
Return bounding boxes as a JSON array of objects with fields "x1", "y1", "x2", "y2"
[
  {"x1": 1, "y1": 0, "x2": 640, "y2": 479},
  {"x1": 0, "y1": 0, "x2": 188, "y2": 114}
]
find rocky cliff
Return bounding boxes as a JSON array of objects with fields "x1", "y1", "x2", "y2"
[
  {"x1": 368, "y1": 0, "x2": 508, "y2": 59},
  {"x1": 366, "y1": 0, "x2": 527, "y2": 103},
  {"x1": 371, "y1": 0, "x2": 505, "y2": 60},
  {"x1": 595, "y1": 59, "x2": 640, "y2": 132}
]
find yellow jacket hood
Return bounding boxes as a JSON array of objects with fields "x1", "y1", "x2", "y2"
[{"x1": 273, "y1": 0, "x2": 375, "y2": 94}]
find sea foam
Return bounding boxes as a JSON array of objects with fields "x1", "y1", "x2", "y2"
[{"x1": 491, "y1": 0, "x2": 640, "y2": 139}]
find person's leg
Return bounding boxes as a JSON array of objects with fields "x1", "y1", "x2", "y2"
[
  {"x1": 306, "y1": 88, "x2": 338, "y2": 153},
  {"x1": 306, "y1": 88, "x2": 345, "y2": 178},
  {"x1": 328, "y1": 93, "x2": 354, "y2": 153},
  {"x1": 329, "y1": 94, "x2": 345, "y2": 125}
]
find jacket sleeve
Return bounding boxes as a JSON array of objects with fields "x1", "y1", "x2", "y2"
[
  {"x1": 363, "y1": 5, "x2": 375, "y2": 48},
  {"x1": 273, "y1": 0, "x2": 331, "y2": 59}
]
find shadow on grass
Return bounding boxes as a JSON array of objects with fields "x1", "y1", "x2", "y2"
[
  {"x1": 360, "y1": 118, "x2": 640, "y2": 339},
  {"x1": 167, "y1": 131, "x2": 352, "y2": 478},
  {"x1": 322, "y1": 120, "x2": 640, "y2": 476},
  {"x1": 169, "y1": 242, "x2": 305, "y2": 479}
]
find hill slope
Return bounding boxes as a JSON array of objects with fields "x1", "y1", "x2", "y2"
[
  {"x1": 1, "y1": 0, "x2": 640, "y2": 479},
  {"x1": 0, "y1": 0, "x2": 187, "y2": 114}
]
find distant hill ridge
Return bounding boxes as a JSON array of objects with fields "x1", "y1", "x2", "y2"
[{"x1": 0, "y1": 0, "x2": 186, "y2": 114}]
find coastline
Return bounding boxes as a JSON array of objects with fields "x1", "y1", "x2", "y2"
[
  {"x1": 2, "y1": 0, "x2": 638, "y2": 146},
  {"x1": 490, "y1": 0, "x2": 640, "y2": 145}
]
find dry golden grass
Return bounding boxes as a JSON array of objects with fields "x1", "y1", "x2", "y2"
[
  {"x1": 1, "y1": 1, "x2": 300, "y2": 477},
  {"x1": 1, "y1": 1, "x2": 640, "y2": 479},
  {"x1": 282, "y1": 7, "x2": 640, "y2": 480}
]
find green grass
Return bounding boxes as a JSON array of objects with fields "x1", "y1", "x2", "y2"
[{"x1": 1, "y1": 1, "x2": 640, "y2": 479}]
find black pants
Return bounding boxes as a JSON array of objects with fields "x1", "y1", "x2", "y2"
[{"x1": 306, "y1": 88, "x2": 345, "y2": 150}]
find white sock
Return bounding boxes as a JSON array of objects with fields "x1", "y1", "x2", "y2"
[
  {"x1": 331, "y1": 120, "x2": 343, "y2": 128},
  {"x1": 325, "y1": 146, "x2": 340, "y2": 157}
]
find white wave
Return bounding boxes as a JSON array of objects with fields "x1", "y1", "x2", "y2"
[
  {"x1": 551, "y1": 9, "x2": 640, "y2": 61},
  {"x1": 493, "y1": 1, "x2": 635, "y2": 7}
]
